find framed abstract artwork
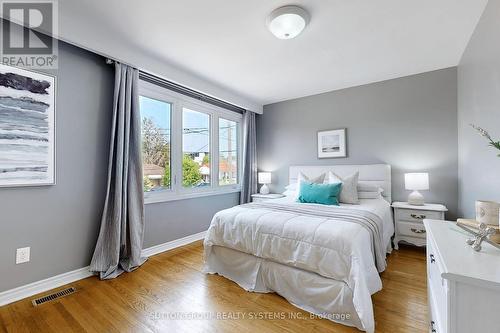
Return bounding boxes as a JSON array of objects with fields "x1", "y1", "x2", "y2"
[
  {"x1": 317, "y1": 128, "x2": 347, "y2": 158},
  {"x1": 0, "y1": 64, "x2": 56, "y2": 187}
]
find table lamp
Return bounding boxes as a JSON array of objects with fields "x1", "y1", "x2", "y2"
[
  {"x1": 405, "y1": 173, "x2": 429, "y2": 205},
  {"x1": 258, "y1": 172, "x2": 272, "y2": 194}
]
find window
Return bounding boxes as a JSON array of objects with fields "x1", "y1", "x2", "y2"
[
  {"x1": 139, "y1": 96, "x2": 171, "y2": 192},
  {"x1": 182, "y1": 108, "x2": 210, "y2": 188},
  {"x1": 219, "y1": 118, "x2": 238, "y2": 185},
  {"x1": 139, "y1": 80, "x2": 242, "y2": 203}
]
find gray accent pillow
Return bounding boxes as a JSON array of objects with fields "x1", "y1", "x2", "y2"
[
  {"x1": 294, "y1": 172, "x2": 326, "y2": 200},
  {"x1": 328, "y1": 171, "x2": 359, "y2": 204}
]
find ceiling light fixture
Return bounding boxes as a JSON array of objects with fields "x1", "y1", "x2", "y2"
[{"x1": 267, "y1": 5, "x2": 310, "y2": 40}]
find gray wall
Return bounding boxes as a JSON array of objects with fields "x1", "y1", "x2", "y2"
[
  {"x1": 144, "y1": 193, "x2": 239, "y2": 248},
  {"x1": 0, "y1": 36, "x2": 238, "y2": 292},
  {"x1": 258, "y1": 68, "x2": 458, "y2": 218},
  {"x1": 457, "y1": 0, "x2": 500, "y2": 218},
  {"x1": 0, "y1": 41, "x2": 113, "y2": 292}
]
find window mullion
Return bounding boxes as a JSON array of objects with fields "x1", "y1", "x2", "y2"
[
  {"x1": 213, "y1": 115, "x2": 219, "y2": 190},
  {"x1": 172, "y1": 100, "x2": 183, "y2": 193},
  {"x1": 237, "y1": 121, "x2": 242, "y2": 186}
]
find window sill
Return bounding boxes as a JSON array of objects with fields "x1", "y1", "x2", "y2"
[{"x1": 144, "y1": 187, "x2": 241, "y2": 205}]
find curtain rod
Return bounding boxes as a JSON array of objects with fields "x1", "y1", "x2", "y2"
[{"x1": 106, "y1": 58, "x2": 246, "y2": 114}]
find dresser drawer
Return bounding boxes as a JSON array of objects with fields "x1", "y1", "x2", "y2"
[
  {"x1": 429, "y1": 288, "x2": 443, "y2": 333},
  {"x1": 396, "y1": 221, "x2": 427, "y2": 238},
  {"x1": 427, "y1": 238, "x2": 448, "y2": 333},
  {"x1": 396, "y1": 208, "x2": 442, "y2": 222}
]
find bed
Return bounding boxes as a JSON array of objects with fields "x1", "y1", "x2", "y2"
[{"x1": 203, "y1": 164, "x2": 393, "y2": 333}]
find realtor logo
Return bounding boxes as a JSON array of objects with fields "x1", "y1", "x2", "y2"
[{"x1": 0, "y1": 0, "x2": 58, "y2": 68}]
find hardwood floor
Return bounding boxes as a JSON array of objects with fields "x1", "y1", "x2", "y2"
[{"x1": 0, "y1": 242, "x2": 428, "y2": 333}]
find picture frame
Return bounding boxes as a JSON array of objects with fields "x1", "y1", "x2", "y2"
[
  {"x1": 317, "y1": 128, "x2": 347, "y2": 158},
  {"x1": 0, "y1": 64, "x2": 56, "y2": 187}
]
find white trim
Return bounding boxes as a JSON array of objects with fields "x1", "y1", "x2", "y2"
[
  {"x1": 141, "y1": 230, "x2": 207, "y2": 257},
  {"x1": 0, "y1": 266, "x2": 93, "y2": 307},
  {"x1": 0, "y1": 231, "x2": 208, "y2": 307},
  {"x1": 144, "y1": 187, "x2": 240, "y2": 205}
]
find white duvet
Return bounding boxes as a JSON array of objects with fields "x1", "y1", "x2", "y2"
[{"x1": 203, "y1": 197, "x2": 393, "y2": 332}]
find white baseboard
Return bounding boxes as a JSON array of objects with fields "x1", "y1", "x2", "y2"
[
  {"x1": 141, "y1": 230, "x2": 206, "y2": 257},
  {"x1": 0, "y1": 266, "x2": 93, "y2": 307},
  {"x1": 0, "y1": 230, "x2": 207, "y2": 307}
]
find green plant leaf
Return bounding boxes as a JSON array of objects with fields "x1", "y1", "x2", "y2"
[{"x1": 489, "y1": 141, "x2": 500, "y2": 150}]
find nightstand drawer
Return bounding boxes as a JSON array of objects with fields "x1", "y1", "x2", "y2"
[
  {"x1": 396, "y1": 209, "x2": 442, "y2": 222},
  {"x1": 397, "y1": 221, "x2": 427, "y2": 238}
]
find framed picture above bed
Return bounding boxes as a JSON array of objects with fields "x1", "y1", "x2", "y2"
[
  {"x1": 0, "y1": 64, "x2": 56, "y2": 187},
  {"x1": 317, "y1": 128, "x2": 346, "y2": 158}
]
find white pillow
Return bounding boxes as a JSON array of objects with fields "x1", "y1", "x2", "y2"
[
  {"x1": 282, "y1": 189, "x2": 295, "y2": 197},
  {"x1": 357, "y1": 183, "x2": 379, "y2": 192},
  {"x1": 358, "y1": 191, "x2": 382, "y2": 199},
  {"x1": 294, "y1": 172, "x2": 326, "y2": 200},
  {"x1": 328, "y1": 171, "x2": 359, "y2": 204}
]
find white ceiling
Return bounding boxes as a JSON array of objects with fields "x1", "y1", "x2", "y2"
[{"x1": 58, "y1": 0, "x2": 488, "y2": 106}]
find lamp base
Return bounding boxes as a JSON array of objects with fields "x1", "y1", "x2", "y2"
[
  {"x1": 408, "y1": 190, "x2": 425, "y2": 205},
  {"x1": 260, "y1": 184, "x2": 270, "y2": 195}
]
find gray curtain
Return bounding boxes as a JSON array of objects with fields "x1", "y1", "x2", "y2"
[
  {"x1": 90, "y1": 63, "x2": 147, "y2": 279},
  {"x1": 240, "y1": 111, "x2": 258, "y2": 203}
]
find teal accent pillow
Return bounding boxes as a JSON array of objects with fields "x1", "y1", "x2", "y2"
[{"x1": 297, "y1": 181, "x2": 342, "y2": 205}]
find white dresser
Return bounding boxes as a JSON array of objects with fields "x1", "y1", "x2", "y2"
[{"x1": 424, "y1": 219, "x2": 500, "y2": 333}]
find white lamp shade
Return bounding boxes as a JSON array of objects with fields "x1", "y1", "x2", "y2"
[
  {"x1": 405, "y1": 173, "x2": 429, "y2": 191},
  {"x1": 258, "y1": 172, "x2": 272, "y2": 184}
]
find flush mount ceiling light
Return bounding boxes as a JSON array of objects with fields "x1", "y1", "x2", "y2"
[{"x1": 267, "y1": 5, "x2": 310, "y2": 40}]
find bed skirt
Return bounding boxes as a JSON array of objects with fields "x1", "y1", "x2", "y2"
[{"x1": 203, "y1": 245, "x2": 373, "y2": 332}]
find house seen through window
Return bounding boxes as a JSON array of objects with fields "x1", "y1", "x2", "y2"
[{"x1": 140, "y1": 96, "x2": 171, "y2": 192}]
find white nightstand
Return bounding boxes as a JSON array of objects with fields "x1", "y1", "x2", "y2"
[
  {"x1": 392, "y1": 201, "x2": 447, "y2": 249},
  {"x1": 251, "y1": 193, "x2": 285, "y2": 202}
]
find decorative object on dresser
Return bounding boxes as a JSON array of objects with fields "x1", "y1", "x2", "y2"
[
  {"x1": 470, "y1": 124, "x2": 500, "y2": 157},
  {"x1": 392, "y1": 201, "x2": 447, "y2": 249},
  {"x1": 425, "y1": 219, "x2": 500, "y2": 333},
  {"x1": 457, "y1": 218, "x2": 500, "y2": 243},
  {"x1": 251, "y1": 193, "x2": 285, "y2": 203},
  {"x1": 475, "y1": 200, "x2": 500, "y2": 225},
  {"x1": 455, "y1": 222, "x2": 500, "y2": 252},
  {"x1": 257, "y1": 172, "x2": 272, "y2": 194},
  {"x1": 317, "y1": 128, "x2": 346, "y2": 158},
  {"x1": 404, "y1": 172, "x2": 429, "y2": 205}
]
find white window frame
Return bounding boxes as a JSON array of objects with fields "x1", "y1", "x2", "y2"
[{"x1": 139, "y1": 80, "x2": 242, "y2": 204}]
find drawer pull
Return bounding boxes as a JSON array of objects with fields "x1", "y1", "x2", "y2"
[
  {"x1": 430, "y1": 254, "x2": 435, "y2": 263},
  {"x1": 411, "y1": 213, "x2": 426, "y2": 220},
  {"x1": 431, "y1": 320, "x2": 436, "y2": 332},
  {"x1": 410, "y1": 228, "x2": 426, "y2": 234}
]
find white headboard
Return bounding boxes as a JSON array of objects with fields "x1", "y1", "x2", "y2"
[{"x1": 289, "y1": 164, "x2": 392, "y2": 203}]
